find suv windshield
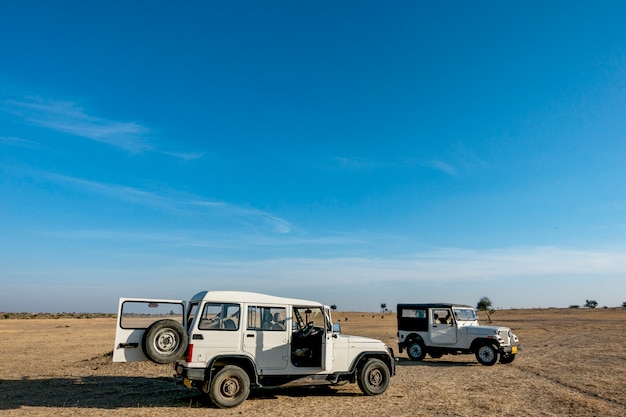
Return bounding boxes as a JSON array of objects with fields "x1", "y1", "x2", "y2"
[{"x1": 454, "y1": 308, "x2": 477, "y2": 321}]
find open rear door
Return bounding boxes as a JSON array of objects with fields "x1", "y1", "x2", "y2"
[{"x1": 113, "y1": 297, "x2": 186, "y2": 363}]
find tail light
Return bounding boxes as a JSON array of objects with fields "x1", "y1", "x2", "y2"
[{"x1": 186, "y1": 344, "x2": 194, "y2": 362}]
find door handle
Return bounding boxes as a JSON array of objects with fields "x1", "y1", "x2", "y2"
[{"x1": 246, "y1": 334, "x2": 254, "y2": 338}]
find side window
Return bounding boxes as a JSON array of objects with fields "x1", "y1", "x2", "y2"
[
  {"x1": 247, "y1": 306, "x2": 287, "y2": 331},
  {"x1": 398, "y1": 308, "x2": 428, "y2": 332},
  {"x1": 432, "y1": 308, "x2": 452, "y2": 324},
  {"x1": 198, "y1": 303, "x2": 240, "y2": 330}
]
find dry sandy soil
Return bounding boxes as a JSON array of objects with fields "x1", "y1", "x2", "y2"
[{"x1": 1, "y1": 308, "x2": 624, "y2": 416}]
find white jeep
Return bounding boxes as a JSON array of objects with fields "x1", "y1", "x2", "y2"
[
  {"x1": 113, "y1": 291, "x2": 396, "y2": 408},
  {"x1": 396, "y1": 303, "x2": 521, "y2": 366}
]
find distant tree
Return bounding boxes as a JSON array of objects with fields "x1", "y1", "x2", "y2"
[
  {"x1": 584, "y1": 299, "x2": 598, "y2": 309},
  {"x1": 380, "y1": 303, "x2": 387, "y2": 314},
  {"x1": 330, "y1": 304, "x2": 337, "y2": 311},
  {"x1": 476, "y1": 296, "x2": 495, "y2": 323},
  {"x1": 569, "y1": 305, "x2": 580, "y2": 309}
]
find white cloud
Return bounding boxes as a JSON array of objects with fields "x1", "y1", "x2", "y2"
[
  {"x1": 0, "y1": 136, "x2": 41, "y2": 149},
  {"x1": 39, "y1": 172, "x2": 292, "y2": 235},
  {"x1": 425, "y1": 160, "x2": 457, "y2": 176},
  {"x1": 2, "y1": 97, "x2": 151, "y2": 152},
  {"x1": 1, "y1": 96, "x2": 204, "y2": 160}
]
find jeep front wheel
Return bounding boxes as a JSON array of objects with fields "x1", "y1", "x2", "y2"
[
  {"x1": 407, "y1": 341, "x2": 426, "y2": 361},
  {"x1": 357, "y1": 358, "x2": 390, "y2": 396},
  {"x1": 142, "y1": 319, "x2": 188, "y2": 364},
  {"x1": 475, "y1": 344, "x2": 498, "y2": 366},
  {"x1": 209, "y1": 366, "x2": 250, "y2": 408}
]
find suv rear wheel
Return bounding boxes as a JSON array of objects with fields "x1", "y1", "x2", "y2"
[{"x1": 208, "y1": 365, "x2": 250, "y2": 408}]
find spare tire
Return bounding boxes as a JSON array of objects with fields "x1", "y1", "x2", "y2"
[{"x1": 142, "y1": 319, "x2": 188, "y2": 364}]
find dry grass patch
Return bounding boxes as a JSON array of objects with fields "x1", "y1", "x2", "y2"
[{"x1": 0, "y1": 309, "x2": 624, "y2": 416}]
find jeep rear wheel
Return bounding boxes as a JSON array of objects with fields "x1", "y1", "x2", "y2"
[
  {"x1": 357, "y1": 358, "x2": 390, "y2": 396},
  {"x1": 475, "y1": 343, "x2": 498, "y2": 366},
  {"x1": 407, "y1": 341, "x2": 426, "y2": 361},
  {"x1": 142, "y1": 319, "x2": 188, "y2": 364},
  {"x1": 209, "y1": 365, "x2": 250, "y2": 408}
]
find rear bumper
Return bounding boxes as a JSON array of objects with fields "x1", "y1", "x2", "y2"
[{"x1": 175, "y1": 363, "x2": 205, "y2": 381}]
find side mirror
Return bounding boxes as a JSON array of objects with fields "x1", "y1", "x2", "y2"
[{"x1": 332, "y1": 323, "x2": 341, "y2": 334}]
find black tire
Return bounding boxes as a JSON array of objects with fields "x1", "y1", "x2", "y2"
[
  {"x1": 142, "y1": 319, "x2": 188, "y2": 364},
  {"x1": 407, "y1": 341, "x2": 426, "y2": 361},
  {"x1": 357, "y1": 358, "x2": 390, "y2": 396},
  {"x1": 208, "y1": 365, "x2": 251, "y2": 408},
  {"x1": 499, "y1": 353, "x2": 516, "y2": 364},
  {"x1": 429, "y1": 351, "x2": 443, "y2": 359},
  {"x1": 475, "y1": 343, "x2": 498, "y2": 366}
]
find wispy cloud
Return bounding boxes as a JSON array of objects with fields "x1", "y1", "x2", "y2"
[
  {"x1": 1, "y1": 96, "x2": 204, "y2": 160},
  {"x1": 190, "y1": 200, "x2": 291, "y2": 234},
  {"x1": 2, "y1": 97, "x2": 151, "y2": 152},
  {"x1": 0, "y1": 136, "x2": 41, "y2": 149},
  {"x1": 43, "y1": 172, "x2": 171, "y2": 208},
  {"x1": 424, "y1": 160, "x2": 457, "y2": 176},
  {"x1": 158, "y1": 150, "x2": 206, "y2": 161},
  {"x1": 40, "y1": 171, "x2": 292, "y2": 234}
]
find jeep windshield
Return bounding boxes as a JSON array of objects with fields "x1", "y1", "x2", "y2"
[{"x1": 454, "y1": 308, "x2": 477, "y2": 321}]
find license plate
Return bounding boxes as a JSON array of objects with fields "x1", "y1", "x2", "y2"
[
  {"x1": 183, "y1": 378, "x2": 192, "y2": 388},
  {"x1": 512, "y1": 346, "x2": 518, "y2": 354}
]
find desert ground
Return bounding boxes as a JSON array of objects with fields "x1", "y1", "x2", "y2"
[{"x1": 0, "y1": 308, "x2": 624, "y2": 416}]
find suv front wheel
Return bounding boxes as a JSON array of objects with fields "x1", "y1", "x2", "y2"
[{"x1": 357, "y1": 358, "x2": 390, "y2": 395}]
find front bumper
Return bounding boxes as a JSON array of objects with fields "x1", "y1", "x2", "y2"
[{"x1": 500, "y1": 344, "x2": 523, "y2": 354}]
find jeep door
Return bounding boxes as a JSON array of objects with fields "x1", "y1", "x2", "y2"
[
  {"x1": 430, "y1": 308, "x2": 457, "y2": 344},
  {"x1": 242, "y1": 305, "x2": 289, "y2": 371},
  {"x1": 113, "y1": 298, "x2": 186, "y2": 362}
]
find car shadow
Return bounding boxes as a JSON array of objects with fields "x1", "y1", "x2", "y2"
[
  {"x1": 396, "y1": 357, "x2": 478, "y2": 367},
  {"x1": 0, "y1": 376, "x2": 360, "y2": 410}
]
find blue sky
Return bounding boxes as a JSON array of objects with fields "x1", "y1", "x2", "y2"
[{"x1": 1, "y1": 1, "x2": 625, "y2": 312}]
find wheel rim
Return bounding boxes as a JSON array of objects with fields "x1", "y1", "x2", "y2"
[
  {"x1": 154, "y1": 329, "x2": 178, "y2": 353},
  {"x1": 409, "y1": 344, "x2": 422, "y2": 358},
  {"x1": 220, "y1": 376, "x2": 242, "y2": 399},
  {"x1": 479, "y1": 346, "x2": 495, "y2": 362},
  {"x1": 368, "y1": 367, "x2": 383, "y2": 388}
]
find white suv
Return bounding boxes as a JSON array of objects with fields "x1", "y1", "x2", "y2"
[
  {"x1": 397, "y1": 303, "x2": 521, "y2": 366},
  {"x1": 113, "y1": 291, "x2": 396, "y2": 408}
]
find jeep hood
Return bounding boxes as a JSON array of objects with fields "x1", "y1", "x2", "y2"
[
  {"x1": 339, "y1": 334, "x2": 387, "y2": 345},
  {"x1": 464, "y1": 325, "x2": 509, "y2": 335}
]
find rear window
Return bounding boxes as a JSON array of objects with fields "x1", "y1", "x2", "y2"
[{"x1": 119, "y1": 301, "x2": 184, "y2": 329}]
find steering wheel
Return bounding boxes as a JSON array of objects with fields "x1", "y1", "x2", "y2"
[{"x1": 300, "y1": 321, "x2": 315, "y2": 338}]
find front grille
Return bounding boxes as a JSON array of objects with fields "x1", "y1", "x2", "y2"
[{"x1": 498, "y1": 329, "x2": 510, "y2": 345}]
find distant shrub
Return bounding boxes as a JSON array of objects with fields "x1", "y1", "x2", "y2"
[{"x1": 569, "y1": 305, "x2": 580, "y2": 309}]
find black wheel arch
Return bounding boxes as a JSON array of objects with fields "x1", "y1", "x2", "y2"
[
  {"x1": 205, "y1": 355, "x2": 259, "y2": 388},
  {"x1": 470, "y1": 338, "x2": 500, "y2": 352},
  {"x1": 404, "y1": 333, "x2": 424, "y2": 346},
  {"x1": 349, "y1": 351, "x2": 395, "y2": 378}
]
